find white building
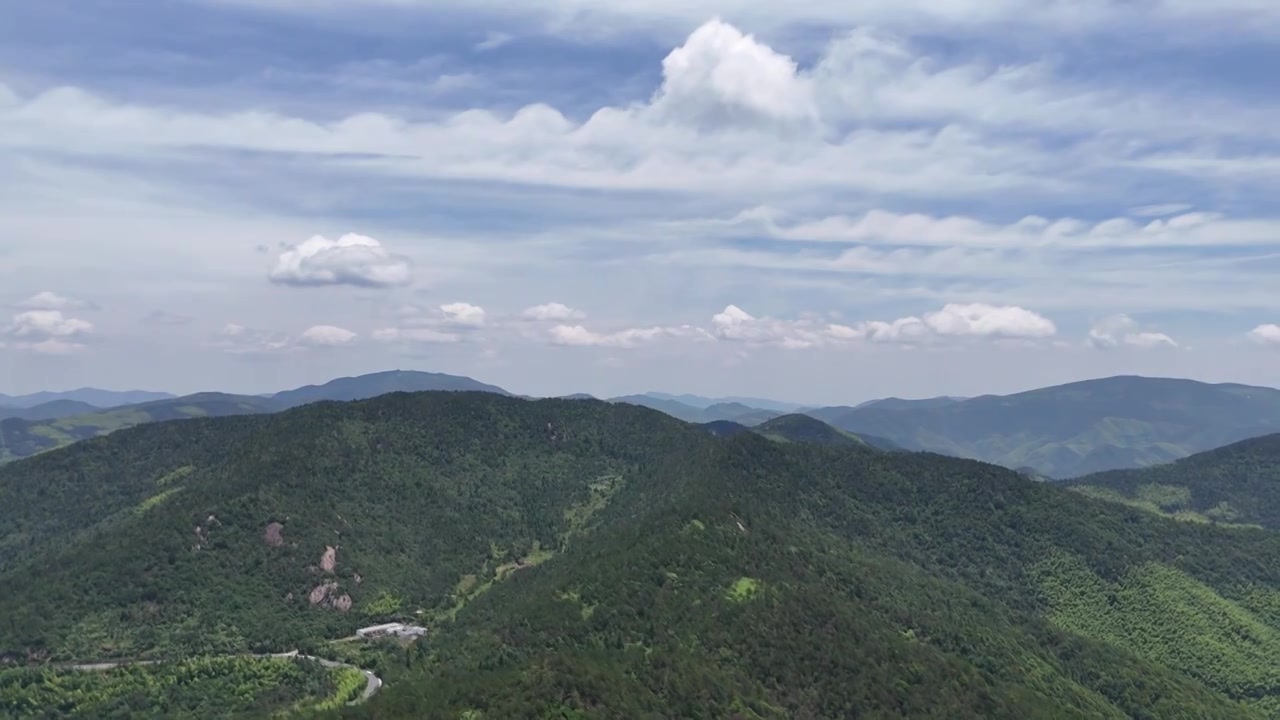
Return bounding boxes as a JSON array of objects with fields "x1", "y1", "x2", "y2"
[{"x1": 355, "y1": 622, "x2": 427, "y2": 639}]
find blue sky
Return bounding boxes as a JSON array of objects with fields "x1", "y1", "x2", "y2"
[{"x1": 2, "y1": 0, "x2": 1279, "y2": 403}]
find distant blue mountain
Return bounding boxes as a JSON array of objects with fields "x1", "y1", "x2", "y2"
[{"x1": 0, "y1": 388, "x2": 174, "y2": 409}]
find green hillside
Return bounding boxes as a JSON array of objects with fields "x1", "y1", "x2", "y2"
[
  {"x1": 0, "y1": 393, "x2": 277, "y2": 464},
  {"x1": 0, "y1": 371, "x2": 511, "y2": 464},
  {"x1": 754, "y1": 414, "x2": 869, "y2": 447},
  {"x1": 2, "y1": 392, "x2": 1279, "y2": 717},
  {"x1": 809, "y1": 375, "x2": 1280, "y2": 477},
  {"x1": 1063, "y1": 433, "x2": 1280, "y2": 530}
]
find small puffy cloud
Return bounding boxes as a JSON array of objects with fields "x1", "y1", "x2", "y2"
[
  {"x1": 299, "y1": 325, "x2": 358, "y2": 347},
  {"x1": 522, "y1": 302, "x2": 585, "y2": 321},
  {"x1": 1248, "y1": 324, "x2": 1280, "y2": 345},
  {"x1": 1, "y1": 309, "x2": 93, "y2": 354},
  {"x1": 648, "y1": 19, "x2": 816, "y2": 128},
  {"x1": 439, "y1": 302, "x2": 486, "y2": 327},
  {"x1": 475, "y1": 31, "x2": 513, "y2": 51},
  {"x1": 208, "y1": 323, "x2": 296, "y2": 355},
  {"x1": 923, "y1": 303, "x2": 1056, "y2": 339},
  {"x1": 18, "y1": 291, "x2": 90, "y2": 310},
  {"x1": 6, "y1": 310, "x2": 94, "y2": 338},
  {"x1": 372, "y1": 327, "x2": 461, "y2": 344},
  {"x1": 1089, "y1": 314, "x2": 1178, "y2": 349},
  {"x1": 711, "y1": 305, "x2": 823, "y2": 349},
  {"x1": 550, "y1": 324, "x2": 703, "y2": 349},
  {"x1": 269, "y1": 234, "x2": 412, "y2": 288},
  {"x1": 711, "y1": 302, "x2": 1053, "y2": 349}
]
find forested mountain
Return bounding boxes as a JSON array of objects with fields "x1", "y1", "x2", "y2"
[
  {"x1": 755, "y1": 414, "x2": 875, "y2": 448},
  {"x1": 610, "y1": 395, "x2": 783, "y2": 425},
  {"x1": 0, "y1": 371, "x2": 509, "y2": 463},
  {"x1": 270, "y1": 370, "x2": 510, "y2": 409},
  {"x1": 0, "y1": 389, "x2": 174, "y2": 409},
  {"x1": 1064, "y1": 433, "x2": 1280, "y2": 530},
  {"x1": 0, "y1": 393, "x2": 278, "y2": 463},
  {"x1": 2, "y1": 391, "x2": 1280, "y2": 718},
  {"x1": 807, "y1": 375, "x2": 1280, "y2": 477},
  {"x1": 643, "y1": 392, "x2": 805, "y2": 413},
  {"x1": 0, "y1": 399, "x2": 100, "y2": 422}
]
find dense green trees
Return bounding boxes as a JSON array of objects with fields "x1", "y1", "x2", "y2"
[
  {"x1": 1066, "y1": 432, "x2": 1280, "y2": 529},
  {"x1": 2, "y1": 391, "x2": 1280, "y2": 717},
  {"x1": 0, "y1": 656, "x2": 355, "y2": 718}
]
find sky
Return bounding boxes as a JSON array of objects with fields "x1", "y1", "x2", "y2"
[{"x1": 2, "y1": 0, "x2": 1280, "y2": 404}]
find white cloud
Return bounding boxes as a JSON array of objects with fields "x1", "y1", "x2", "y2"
[
  {"x1": 647, "y1": 19, "x2": 816, "y2": 129},
  {"x1": 1130, "y1": 203, "x2": 1194, "y2": 218},
  {"x1": 710, "y1": 302, "x2": 1053, "y2": 349},
  {"x1": 299, "y1": 325, "x2": 358, "y2": 346},
  {"x1": 207, "y1": 323, "x2": 297, "y2": 355},
  {"x1": 719, "y1": 206, "x2": 1280, "y2": 251},
  {"x1": 711, "y1": 305, "x2": 824, "y2": 349},
  {"x1": 372, "y1": 327, "x2": 461, "y2": 344},
  {"x1": 475, "y1": 31, "x2": 514, "y2": 51},
  {"x1": 439, "y1": 302, "x2": 486, "y2": 327},
  {"x1": 549, "y1": 324, "x2": 703, "y2": 348},
  {"x1": 1248, "y1": 324, "x2": 1280, "y2": 345},
  {"x1": 522, "y1": 302, "x2": 585, "y2": 321},
  {"x1": 1089, "y1": 314, "x2": 1178, "y2": 349},
  {"x1": 17, "y1": 291, "x2": 89, "y2": 310},
  {"x1": 269, "y1": 234, "x2": 411, "y2": 288},
  {"x1": 200, "y1": 0, "x2": 1280, "y2": 41},
  {"x1": 923, "y1": 303, "x2": 1056, "y2": 339},
  {"x1": 6, "y1": 310, "x2": 94, "y2": 338}
]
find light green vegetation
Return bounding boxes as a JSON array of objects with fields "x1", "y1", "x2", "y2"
[
  {"x1": 1066, "y1": 433, "x2": 1280, "y2": 530},
  {"x1": 362, "y1": 591, "x2": 404, "y2": 618},
  {"x1": 1034, "y1": 551, "x2": 1280, "y2": 715},
  {"x1": 135, "y1": 488, "x2": 184, "y2": 514},
  {"x1": 0, "y1": 656, "x2": 351, "y2": 719},
  {"x1": 726, "y1": 577, "x2": 761, "y2": 602}
]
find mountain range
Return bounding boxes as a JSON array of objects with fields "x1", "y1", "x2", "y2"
[
  {"x1": 2, "y1": 391, "x2": 1278, "y2": 718},
  {"x1": 807, "y1": 375, "x2": 1280, "y2": 478},
  {"x1": 5, "y1": 373, "x2": 1280, "y2": 479}
]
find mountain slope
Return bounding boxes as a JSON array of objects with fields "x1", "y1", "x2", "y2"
[
  {"x1": 754, "y1": 414, "x2": 870, "y2": 448},
  {"x1": 644, "y1": 392, "x2": 804, "y2": 413},
  {"x1": 0, "y1": 399, "x2": 100, "y2": 421},
  {"x1": 610, "y1": 395, "x2": 783, "y2": 424},
  {"x1": 270, "y1": 370, "x2": 509, "y2": 409},
  {"x1": 1063, "y1": 433, "x2": 1280, "y2": 530},
  {"x1": 0, "y1": 393, "x2": 277, "y2": 463},
  {"x1": 0, "y1": 371, "x2": 510, "y2": 464},
  {"x1": 809, "y1": 376, "x2": 1280, "y2": 477},
  {"x1": 2, "y1": 392, "x2": 1279, "y2": 717}
]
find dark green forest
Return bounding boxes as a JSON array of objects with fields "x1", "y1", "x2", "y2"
[
  {"x1": 2, "y1": 391, "x2": 1279, "y2": 717},
  {"x1": 1065, "y1": 432, "x2": 1280, "y2": 529}
]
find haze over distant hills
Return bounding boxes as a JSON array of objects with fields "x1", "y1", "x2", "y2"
[
  {"x1": 0, "y1": 389, "x2": 173, "y2": 409},
  {"x1": 807, "y1": 376, "x2": 1280, "y2": 478},
  {"x1": 7, "y1": 372, "x2": 1280, "y2": 480}
]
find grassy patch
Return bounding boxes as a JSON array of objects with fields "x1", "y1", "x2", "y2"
[
  {"x1": 174, "y1": 405, "x2": 209, "y2": 417},
  {"x1": 135, "y1": 488, "x2": 183, "y2": 514},
  {"x1": 363, "y1": 590, "x2": 405, "y2": 617},
  {"x1": 726, "y1": 577, "x2": 761, "y2": 603},
  {"x1": 155, "y1": 466, "x2": 195, "y2": 487},
  {"x1": 1070, "y1": 485, "x2": 1262, "y2": 529}
]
